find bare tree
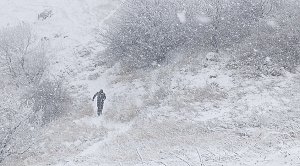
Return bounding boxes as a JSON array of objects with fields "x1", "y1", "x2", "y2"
[
  {"x1": 0, "y1": 23, "x2": 50, "y2": 164},
  {"x1": 0, "y1": 23, "x2": 48, "y2": 86}
]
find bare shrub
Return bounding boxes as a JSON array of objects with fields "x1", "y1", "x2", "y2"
[
  {"x1": 229, "y1": 2, "x2": 300, "y2": 76},
  {"x1": 0, "y1": 108, "x2": 33, "y2": 164},
  {"x1": 98, "y1": 0, "x2": 188, "y2": 69},
  {"x1": 183, "y1": 0, "x2": 271, "y2": 53},
  {"x1": 24, "y1": 80, "x2": 71, "y2": 125},
  {"x1": 0, "y1": 23, "x2": 48, "y2": 86},
  {"x1": 98, "y1": 0, "x2": 273, "y2": 70}
]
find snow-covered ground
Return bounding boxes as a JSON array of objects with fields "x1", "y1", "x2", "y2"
[{"x1": 1, "y1": 0, "x2": 300, "y2": 166}]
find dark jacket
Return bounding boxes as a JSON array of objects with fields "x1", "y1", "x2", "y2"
[{"x1": 93, "y1": 91, "x2": 106, "y2": 107}]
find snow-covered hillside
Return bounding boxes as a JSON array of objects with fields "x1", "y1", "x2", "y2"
[{"x1": 1, "y1": 0, "x2": 300, "y2": 166}]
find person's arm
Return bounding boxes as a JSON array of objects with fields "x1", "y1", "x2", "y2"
[
  {"x1": 103, "y1": 93, "x2": 106, "y2": 100},
  {"x1": 92, "y1": 92, "x2": 98, "y2": 101}
]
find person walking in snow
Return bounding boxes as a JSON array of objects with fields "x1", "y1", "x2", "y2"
[{"x1": 92, "y1": 89, "x2": 106, "y2": 116}]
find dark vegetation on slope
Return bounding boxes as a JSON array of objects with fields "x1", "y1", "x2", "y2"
[{"x1": 99, "y1": 0, "x2": 300, "y2": 75}]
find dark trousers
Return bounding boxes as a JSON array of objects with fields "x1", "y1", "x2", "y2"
[{"x1": 97, "y1": 104, "x2": 103, "y2": 116}]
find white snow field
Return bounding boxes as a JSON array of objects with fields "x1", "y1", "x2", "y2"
[{"x1": 1, "y1": 0, "x2": 300, "y2": 166}]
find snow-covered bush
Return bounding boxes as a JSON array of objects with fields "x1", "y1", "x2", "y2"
[
  {"x1": 0, "y1": 108, "x2": 34, "y2": 164},
  {"x1": 229, "y1": 1, "x2": 300, "y2": 76},
  {"x1": 233, "y1": 32, "x2": 299, "y2": 76},
  {"x1": 98, "y1": 0, "x2": 189, "y2": 69},
  {"x1": 98, "y1": 0, "x2": 272, "y2": 69},
  {"x1": 0, "y1": 23, "x2": 48, "y2": 86},
  {"x1": 24, "y1": 80, "x2": 71, "y2": 125},
  {"x1": 185, "y1": 0, "x2": 268, "y2": 53}
]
